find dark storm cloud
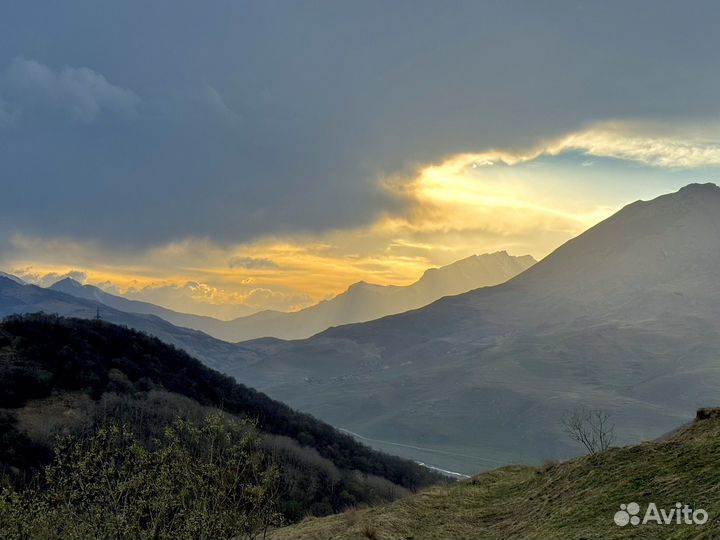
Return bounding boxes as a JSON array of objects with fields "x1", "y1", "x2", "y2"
[
  {"x1": 1, "y1": 0, "x2": 720, "y2": 248},
  {"x1": 1, "y1": 57, "x2": 139, "y2": 123}
]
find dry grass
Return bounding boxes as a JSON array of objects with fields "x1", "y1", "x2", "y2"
[
  {"x1": 11, "y1": 392, "x2": 94, "y2": 445},
  {"x1": 269, "y1": 416, "x2": 720, "y2": 539}
]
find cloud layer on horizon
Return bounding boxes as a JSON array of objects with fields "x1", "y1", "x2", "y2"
[{"x1": 4, "y1": 126, "x2": 714, "y2": 317}]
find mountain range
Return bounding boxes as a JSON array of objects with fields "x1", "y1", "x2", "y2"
[
  {"x1": 3, "y1": 184, "x2": 720, "y2": 476},
  {"x1": 222, "y1": 183, "x2": 720, "y2": 474},
  {"x1": 49, "y1": 251, "x2": 534, "y2": 342},
  {"x1": 0, "y1": 277, "x2": 256, "y2": 372}
]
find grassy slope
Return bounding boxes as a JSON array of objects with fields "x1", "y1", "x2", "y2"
[{"x1": 271, "y1": 413, "x2": 720, "y2": 539}]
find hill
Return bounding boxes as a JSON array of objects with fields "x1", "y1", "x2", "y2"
[
  {"x1": 0, "y1": 276, "x2": 258, "y2": 372},
  {"x1": 271, "y1": 408, "x2": 720, "y2": 539},
  {"x1": 0, "y1": 314, "x2": 442, "y2": 523},
  {"x1": 226, "y1": 183, "x2": 720, "y2": 474},
  {"x1": 47, "y1": 251, "x2": 534, "y2": 342},
  {"x1": 0, "y1": 272, "x2": 23, "y2": 285},
  {"x1": 49, "y1": 276, "x2": 248, "y2": 337}
]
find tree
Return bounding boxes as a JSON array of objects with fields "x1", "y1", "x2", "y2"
[{"x1": 561, "y1": 408, "x2": 616, "y2": 454}]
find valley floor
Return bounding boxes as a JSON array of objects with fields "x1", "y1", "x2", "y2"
[{"x1": 270, "y1": 411, "x2": 720, "y2": 540}]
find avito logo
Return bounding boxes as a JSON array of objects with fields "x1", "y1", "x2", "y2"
[{"x1": 614, "y1": 502, "x2": 708, "y2": 527}]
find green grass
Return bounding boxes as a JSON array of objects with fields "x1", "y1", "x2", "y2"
[{"x1": 269, "y1": 412, "x2": 720, "y2": 539}]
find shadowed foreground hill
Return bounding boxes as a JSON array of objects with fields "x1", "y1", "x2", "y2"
[
  {"x1": 271, "y1": 410, "x2": 720, "y2": 539},
  {"x1": 0, "y1": 314, "x2": 441, "y2": 523}
]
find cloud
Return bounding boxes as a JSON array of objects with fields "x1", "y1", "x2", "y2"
[
  {"x1": 3, "y1": 2, "x2": 720, "y2": 316},
  {"x1": 202, "y1": 85, "x2": 241, "y2": 123},
  {"x1": 404, "y1": 120, "x2": 720, "y2": 174},
  {"x1": 228, "y1": 256, "x2": 278, "y2": 270},
  {"x1": 13, "y1": 269, "x2": 88, "y2": 288},
  {"x1": 548, "y1": 121, "x2": 720, "y2": 168},
  {"x1": 116, "y1": 280, "x2": 311, "y2": 317},
  {"x1": 242, "y1": 288, "x2": 311, "y2": 311},
  {"x1": 0, "y1": 57, "x2": 139, "y2": 124},
  {"x1": 5, "y1": 114, "x2": 717, "y2": 319},
  {"x1": 3, "y1": 2, "x2": 720, "y2": 249},
  {"x1": 0, "y1": 96, "x2": 16, "y2": 126}
]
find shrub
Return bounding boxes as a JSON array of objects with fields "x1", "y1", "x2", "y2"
[{"x1": 0, "y1": 413, "x2": 282, "y2": 540}]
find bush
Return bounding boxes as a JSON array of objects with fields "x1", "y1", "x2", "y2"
[{"x1": 0, "y1": 413, "x2": 282, "y2": 540}]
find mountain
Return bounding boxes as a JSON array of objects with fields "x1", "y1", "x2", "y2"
[
  {"x1": 48, "y1": 277, "x2": 245, "y2": 335},
  {"x1": 0, "y1": 276, "x2": 255, "y2": 372},
  {"x1": 6, "y1": 185, "x2": 719, "y2": 477},
  {"x1": 234, "y1": 251, "x2": 536, "y2": 341},
  {"x1": 49, "y1": 251, "x2": 534, "y2": 343},
  {"x1": 409, "y1": 251, "x2": 536, "y2": 300},
  {"x1": 215, "y1": 251, "x2": 535, "y2": 341},
  {"x1": 0, "y1": 271, "x2": 24, "y2": 285},
  {"x1": 271, "y1": 408, "x2": 720, "y2": 539},
  {"x1": 225, "y1": 183, "x2": 720, "y2": 474},
  {"x1": 0, "y1": 314, "x2": 442, "y2": 525}
]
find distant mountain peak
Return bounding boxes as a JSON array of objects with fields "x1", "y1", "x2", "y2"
[
  {"x1": 512, "y1": 182, "x2": 720, "y2": 295},
  {"x1": 420, "y1": 251, "x2": 535, "y2": 279},
  {"x1": 678, "y1": 181, "x2": 719, "y2": 193},
  {"x1": 51, "y1": 277, "x2": 84, "y2": 289}
]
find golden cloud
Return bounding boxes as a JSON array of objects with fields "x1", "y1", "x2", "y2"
[{"x1": 6, "y1": 119, "x2": 718, "y2": 316}]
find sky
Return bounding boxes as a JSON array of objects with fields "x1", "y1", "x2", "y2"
[{"x1": 2, "y1": 1, "x2": 720, "y2": 318}]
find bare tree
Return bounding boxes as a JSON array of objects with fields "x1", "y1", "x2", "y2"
[{"x1": 561, "y1": 408, "x2": 616, "y2": 454}]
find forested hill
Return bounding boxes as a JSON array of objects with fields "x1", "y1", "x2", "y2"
[{"x1": 0, "y1": 314, "x2": 442, "y2": 520}]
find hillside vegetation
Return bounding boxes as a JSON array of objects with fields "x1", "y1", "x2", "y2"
[
  {"x1": 1, "y1": 413, "x2": 282, "y2": 539},
  {"x1": 271, "y1": 410, "x2": 720, "y2": 539},
  {"x1": 0, "y1": 314, "x2": 441, "y2": 525}
]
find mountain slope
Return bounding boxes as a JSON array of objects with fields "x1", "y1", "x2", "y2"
[
  {"x1": 216, "y1": 251, "x2": 534, "y2": 341},
  {"x1": 0, "y1": 272, "x2": 24, "y2": 285},
  {"x1": 0, "y1": 314, "x2": 442, "y2": 522},
  {"x1": 271, "y1": 409, "x2": 720, "y2": 540},
  {"x1": 0, "y1": 277, "x2": 256, "y2": 372},
  {"x1": 48, "y1": 252, "x2": 534, "y2": 343},
  {"x1": 227, "y1": 184, "x2": 720, "y2": 474},
  {"x1": 48, "y1": 277, "x2": 247, "y2": 336}
]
